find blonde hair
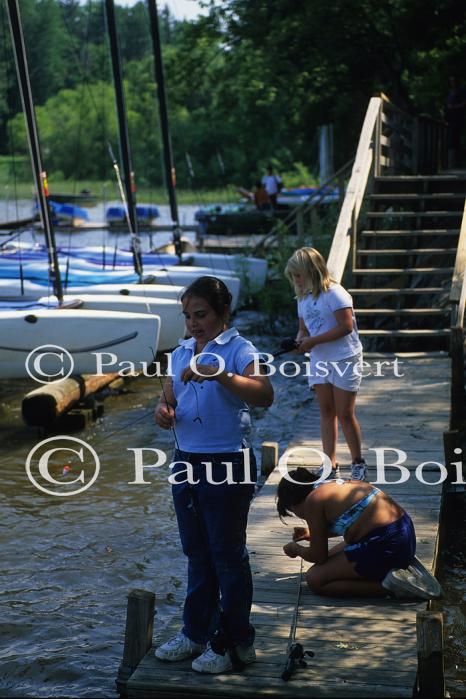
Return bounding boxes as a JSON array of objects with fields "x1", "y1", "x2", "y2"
[{"x1": 284, "y1": 247, "x2": 334, "y2": 299}]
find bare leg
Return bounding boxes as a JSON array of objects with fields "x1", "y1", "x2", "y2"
[
  {"x1": 306, "y1": 551, "x2": 387, "y2": 598},
  {"x1": 314, "y1": 384, "x2": 338, "y2": 468},
  {"x1": 333, "y1": 386, "x2": 362, "y2": 463}
]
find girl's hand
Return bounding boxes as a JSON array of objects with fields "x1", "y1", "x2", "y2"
[
  {"x1": 283, "y1": 541, "x2": 300, "y2": 558},
  {"x1": 181, "y1": 363, "x2": 223, "y2": 384},
  {"x1": 292, "y1": 526, "x2": 310, "y2": 542},
  {"x1": 155, "y1": 403, "x2": 176, "y2": 429},
  {"x1": 295, "y1": 337, "x2": 315, "y2": 353}
]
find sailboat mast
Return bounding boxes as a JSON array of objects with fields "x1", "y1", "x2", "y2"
[
  {"x1": 104, "y1": 0, "x2": 143, "y2": 279},
  {"x1": 147, "y1": 0, "x2": 182, "y2": 260},
  {"x1": 6, "y1": 0, "x2": 63, "y2": 302}
]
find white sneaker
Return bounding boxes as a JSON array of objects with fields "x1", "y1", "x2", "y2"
[
  {"x1": 382, "y1": 558, "x2": 443, "y2": 600},
  {"x1": 191, "y1": 642, "x2": 256, "y2": 674},
  {"x1": 155, "y1": 632, "x2": 205, "y2": 661},
  {"x1": 351, "y1": 460, "x2": 368, "y2": 481}
]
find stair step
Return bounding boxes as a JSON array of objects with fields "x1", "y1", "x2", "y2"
[
  {"x1": 357, "y1": 248, "x2": 454, "y2": 256},
  {"x1": 355, "y1": 308, "x2": 447, "y2": 316},
  {"x1": 370, "y1": 193, "x2": 465, "y2": 200},
  {"x1": 362, "y1": 229, "x2": 459, "y2": 237},
  {"x1": 359, "y1": 329, "x2": 450, "y2": 337},
  {"x1": 353, "y1": 267, "x2": 453, "y2": 275},
  {"x1": 349, "y1": 288, "x2": 444, "y2": 295},
  {"x1": 366, "y1": 211, "x2": 462, "y2": 218}
]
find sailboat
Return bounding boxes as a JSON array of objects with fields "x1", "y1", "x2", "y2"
[
  {"x1": 0, "y1": 0, "x2": 162, "y2": 378},
  {"x1": 0, "y1": 0, "x2": 242, "y2": 320}
]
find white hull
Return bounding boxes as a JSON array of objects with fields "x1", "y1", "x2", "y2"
[
  {"x1": 0, "y1": 269, "x2": 240, "y2": 309},
  {"x1": 183, "y1": 253, "x2": 268, "y2": 291},
  {"x1": 0, "y1": 308, "x2": 160, "y2": 379},
  {"x1": 57, "y1": 294, "x2": 185, "y2": 352}
]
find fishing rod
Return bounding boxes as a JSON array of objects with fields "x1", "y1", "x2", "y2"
[{"x1": 281, "y1": 559, "x2": 315, "y2": 681}]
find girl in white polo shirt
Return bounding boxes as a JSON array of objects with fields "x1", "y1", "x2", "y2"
[{"x1": 285, "y1": 247, "x2": 367, "y2": 481}]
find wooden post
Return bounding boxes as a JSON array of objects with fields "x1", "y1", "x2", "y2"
[
  {"x1": 450, "y1": 326, "x2": 465, "y2": 430},
  {"x1": 443, "y1": 429, "x2": 464, "y2": 489},
  {"x1": 116, "y1": 589, "x2": 155, "y2": 697},
  {"x1": 416, "y1": 611, "x2": 445, "y2": 699},
  {"x1": 261, "y1": 441, "x2": 279, "y2": 477}
]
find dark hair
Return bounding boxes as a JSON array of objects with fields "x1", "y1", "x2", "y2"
[
  {"x1": 181, "y1": 276, "x2": 232, "y2": 319},
  {"x1": 276, "y1": 467, "x2": 319, "y2": 519}
]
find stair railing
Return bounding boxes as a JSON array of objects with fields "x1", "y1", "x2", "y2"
[
  {"x1": 327, "y1": 93, "x2": 448, "y2": 282},
  {"x1": 327, "y1": 96, "x2": 382, "y2": 281},
  {"x1": 449, "y1": 199, "x2": 466, "y2": 429}
]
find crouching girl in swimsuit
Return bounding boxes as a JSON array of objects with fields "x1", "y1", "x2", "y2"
[{"x1": 276, "y1": 468, "x2": 416, "y2": 597}]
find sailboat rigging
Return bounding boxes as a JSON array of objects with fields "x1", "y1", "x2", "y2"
[
  {"x1": 147, "y1": 0, "x2": 182, "y2": 261},
  {"x1": 104, "y1": 0, "x2": 143, "y2": 280},
  {"x1": 6, "y1": 0, "x2": 63, "y2": 302}
]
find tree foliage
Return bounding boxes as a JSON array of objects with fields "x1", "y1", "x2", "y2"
[{"x1": 1, "y1": 0, "x2": 465, "y2": 190}]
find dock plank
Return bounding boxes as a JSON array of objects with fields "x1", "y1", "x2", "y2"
[{"x1": 126, "y1": 355, "x2": 448, "y2": 698}]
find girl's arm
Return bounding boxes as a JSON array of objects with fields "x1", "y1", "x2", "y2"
[
  {"x1": 296, "y1": 307, "x2": 354, "y2": 352},
  {"x1": 154, "y1": 377, "x2": 177, "y2": 429},
  {"x1": 283, "y1": 504, "x2": 328, "y2": 564},
  {"x1": 181, "y1": 361, "x2": 274, "y2": 407},
  {"x1": 296, "y1": 317, "x2": 310, "y2": 342}
]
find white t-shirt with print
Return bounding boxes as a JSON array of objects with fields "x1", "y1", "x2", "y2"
[{"x1": 297, "y1": 284, "x2": 362, "y2": 362}]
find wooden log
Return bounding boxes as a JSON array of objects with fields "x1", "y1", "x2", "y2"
[
  {"x1": 261, "y1": 441, "x2": 279, "y2": 477},
  {"x1": 416, "y1": 611, "x2": 445, "y2": 699},
  {"x1": 116, "y1": 589, "x2": 155, "y2": 697},
  {"x1": 21, "y1": 372, "x2": 119, "y2": 427}
]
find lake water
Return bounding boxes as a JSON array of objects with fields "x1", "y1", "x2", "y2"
[
  {"x1": 0, "y1": 205, "x2": 464, "y2": 696},
  {"x1": 0, "y1": 200, "x2": 201, "y2": 253}
]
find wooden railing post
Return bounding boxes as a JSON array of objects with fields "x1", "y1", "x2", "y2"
[
  {"x1": 416, "y1": 611, "x2": 446, "y2": 699},
  {"x1": 449, "y1": 326, "x2": 465, "y2": 430},
  {"x1": 261, "y1": 441, "x2": 279, "y2": 477},
  {"x1": 116, "y1": 589, "x2": 155, "y2": 696}
]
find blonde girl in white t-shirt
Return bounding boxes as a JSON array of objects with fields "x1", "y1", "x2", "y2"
[{"x1": 284, "y1": 247, "x2": 367, "y2": 481}]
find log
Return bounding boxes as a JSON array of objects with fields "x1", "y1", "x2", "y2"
[
  {"x1": 21, "y1": 372, "x2": 119, "y2": 427},
  {"x1": 416, "y1": 611, "x2": 445, "y2": 699},
  {"x1": 261, "y1": 441, "x2": 279, "y2": 477},
  {"x1": 116, "y1": 589, "x2": 155, "y2": 697}
]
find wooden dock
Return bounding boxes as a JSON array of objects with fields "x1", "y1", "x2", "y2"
[{"x1": 120, "y1": 353, "x2": 450, "y2": 698}]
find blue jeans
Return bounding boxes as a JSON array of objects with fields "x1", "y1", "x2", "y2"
[{"x1": 172, "y1": 448, "x2": 256, "y2": 647}]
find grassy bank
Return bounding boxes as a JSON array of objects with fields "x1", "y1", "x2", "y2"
[{"x1": 0, "y1": 156, "x2": 242, "y2": 205}]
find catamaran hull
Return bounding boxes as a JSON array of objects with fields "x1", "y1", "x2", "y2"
[
  {"x1": 57, "y1": 294, "x2": 185, "y2": 352},
  {"x1": 0, "y1": 309, "x2": 160, "y2": 379}
]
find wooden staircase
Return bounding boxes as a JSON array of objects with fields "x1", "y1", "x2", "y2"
[
  {"x1": 349, "y1": 174, "x2": 466, "y2": 351},
  {"x1": 326, "y1": 94, "x2": 466, "y2": 353}
]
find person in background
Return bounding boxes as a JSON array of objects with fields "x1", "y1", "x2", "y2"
[
  {"x1": 261, "y1": 164, "x2": 283, "y2": 208},
  {"x1": 284, "y1": 247, "x2": 366, "y2": 481},
  {"x1": 154, "y1": 276, "x2": 274, "y2": 674},
  {"x1": 253, "y1": 180, "x2": 272, "y2": 211}
]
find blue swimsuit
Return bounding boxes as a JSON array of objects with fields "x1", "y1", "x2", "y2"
[
  {"x1": 315, "y1": 479, "x2": 416, "y2": 581},
  {"x1": 314, "y1": 479, "x2": 381, "y2": 536}
]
